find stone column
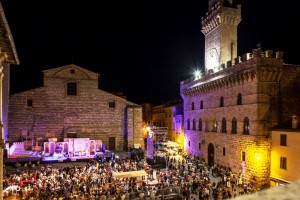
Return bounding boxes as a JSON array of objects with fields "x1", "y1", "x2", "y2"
[{"x1": 0, "y1": 50, "x2": 8, "y2": 200}]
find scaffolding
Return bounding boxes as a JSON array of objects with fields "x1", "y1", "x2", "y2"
[{"x1": 149, "y1": 126, "x2": 168, "y2": 143}]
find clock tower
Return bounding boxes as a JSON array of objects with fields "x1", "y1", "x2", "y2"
[{"x1": 202, "y1": 0, "x2": 241, "y2": 72}]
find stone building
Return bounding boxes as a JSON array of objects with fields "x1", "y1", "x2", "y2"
[
  {"x1": 180, "y1": 0, "x2": 300, "y2": 188},
  {"x1": 0, "y1": 1, "x2": 20, "y2": 199},
  {"x1": 270, "y1": 116, "x2": 300, "y2": 186},
  {"x1": 149, "y1": 99, "x2": 184, "y2": 146},
  {"x1": 8, "y1": 64, "x2": 144, "y2": 151}
]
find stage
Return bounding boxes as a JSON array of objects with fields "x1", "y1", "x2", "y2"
[{"x1": 41, "y1": 154, "x2": 96, "y2": 163}]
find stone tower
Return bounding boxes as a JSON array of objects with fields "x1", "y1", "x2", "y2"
[{"x1": 202, "y1": 0, "x2": 241, "y2": 72}]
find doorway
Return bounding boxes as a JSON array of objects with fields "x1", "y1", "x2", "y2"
[
  {"x1": 109, "y1": 137, "x2": 116, "y2": 151},
  {"x1": 207, "y1": 143, "x2": 215, "y2": 167}
]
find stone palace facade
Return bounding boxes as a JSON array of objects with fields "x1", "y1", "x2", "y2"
[{"x1": 180, "y1": 0, "x2": 300, "y2": 188}]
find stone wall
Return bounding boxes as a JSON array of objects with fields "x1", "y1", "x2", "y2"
[
  {"x1": 181, "y1": 51, "x2": 289, "y2": 188},
  {"x1": 8, "y1": 65, "x2": 143, "y2": 151},
  {"x1": 126, "y1": 106, "x2": 144, "y2": 150}
]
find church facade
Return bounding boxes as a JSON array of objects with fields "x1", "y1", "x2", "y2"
[
  {"x1": 8, "y1": 64, "x2": 144, "y2": 151},
  {"x1": 180, "y1": 0, "x2": 300, "y2": 188}
]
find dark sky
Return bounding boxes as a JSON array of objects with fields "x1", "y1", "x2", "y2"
[{"x1": 2, "y1": 0, "x2": 300, "y2": 104}]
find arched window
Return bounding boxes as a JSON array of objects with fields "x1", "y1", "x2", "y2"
[
  {"x1": 220, "y1": 96, "x2": 224, "y2": 107},
  {"x1": 237, "y1": 93, "x2": 242, "y2": 105},
  {"x1": 243, "y1": 117, "x2": 250, "y2": 135},
  {"x1": 232, "y1": 117, "x2": 237, "y2": 134},
  {"x1": 198, "y1": 118, "x2": 202, "y2": 131},
  {"x1": 67, "y1": 82, "x2": 77, "y2": 95},
  {"x1": 187, "y1": 119, "x2": 190, "y2": 130},
  {"x1": 221, "y1": 117, "x2": 227, "y2": 133},
  {"x1": 200, "y1": 100, "x2": 204, "y2": 109},
  {"x1": 191, "y1": 102, "x2": 195, "y2": 110},
  {"x1": 192, "y1": 119, "x2": 196, "y2": 130}
]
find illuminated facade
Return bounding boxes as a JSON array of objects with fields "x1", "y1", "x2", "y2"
[
  {"x1": 180, "y1": 0, "x2": 300, "y2": 188},
  {"x1": 8, "y1": 64, "x2": 144, "y2": 151},
  {"x1": 142, "y1": 100, "x2": 184, "y2": 147},
  {"x1": 203, "y1": 0, "x2": 241, "y2": 72},
  {"x1": 152, "y1": 101, "x2": 183, "y2": 144},
  {"x1": 271, "y1": 117, "x2": 300, "y2": 186}
]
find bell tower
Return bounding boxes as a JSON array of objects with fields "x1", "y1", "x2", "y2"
[{"x1": 202, "y1": 0, "x2": 241, "y2": 73}]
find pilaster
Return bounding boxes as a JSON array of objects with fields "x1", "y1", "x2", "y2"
[{"x1": 0, "y1": 49, "x2": 8, "y2": 200}]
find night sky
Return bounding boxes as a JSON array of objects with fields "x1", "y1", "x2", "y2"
[{"x1": 2, "y1": 0, "x2": 300, "y2": 104}]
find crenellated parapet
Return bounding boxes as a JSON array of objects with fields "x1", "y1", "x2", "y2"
[
  {"x1": 181, "y1": 69, "x2": 256, "y2": 96},
  {"x1": 201, "y1": 2, "x2": 241, "y2": 35},
  {"x1": 201, "y1": 2, "x2": 221, "y2": 35},
  {"x1": 180, "y1": 48, "x2": 284, "y2": 97}
]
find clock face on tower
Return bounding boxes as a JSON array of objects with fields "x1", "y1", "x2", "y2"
[{"x1": 207, "y1": 48, "x2": 219, "y2": 71}]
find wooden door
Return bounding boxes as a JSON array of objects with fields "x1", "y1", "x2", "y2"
[{"x1": 109, "y1": 137, "x2": 116, "y2": 151}]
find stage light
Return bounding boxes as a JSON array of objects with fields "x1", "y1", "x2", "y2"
[
  {"x1": 146, "y1": 126, "x2": 150, "y2": 131},
  {"x1": 194, "y1": 69, "x2": 202, "y2": 80}
]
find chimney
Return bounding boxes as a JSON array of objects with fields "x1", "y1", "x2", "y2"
[
  {"x1": 291, "y1": 115, "x2": 298, "y2": 129},
  {"x1": 276, "y1": 51, "x2": 284, "y2": 59}
]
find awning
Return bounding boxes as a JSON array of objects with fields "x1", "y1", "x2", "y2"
[{"x1": 113, "y1": 170, "x2": 148, "y2": 179}]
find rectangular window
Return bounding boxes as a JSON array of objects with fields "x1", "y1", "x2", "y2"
[
  {"x1": 188, "y1": 141, "x2": 190, "y2": 147},
  {"x1": 280, "y1": 134, "x2": 287, "y2": 146},
  {"x1": 242, "y1": 152, "x2": 246, "y2": 161},
  {"x1": 67, "y1": 82, "x2": 77, "y2": 95},
  {"x1": 27, "y1": 99, "x2": 33, "y2": 107},
  {"x1": 280, "y1": 157, "x2": 287, "y2": 169},
  {"x1": 199, "y1": 143, "x2": 201, "y2": 149},
  {"x1": 109, "y1": 101, "x2": 115, "y2": 108},
  {"x1": 223, "y1": 147, "x2": 226, "y2": 156}
]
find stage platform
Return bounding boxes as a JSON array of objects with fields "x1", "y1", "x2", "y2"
[{"x1": 41, "y1": 154, "x2": 96, "y2": 163}]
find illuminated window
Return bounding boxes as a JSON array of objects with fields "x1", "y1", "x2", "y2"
[
  {"x1": 243, "y1": 117, "x2": 250, "y2": 135},
  {"x1": 280, "y1": 134, "x2": 287, "y2": 146},
  {"x1": 232, "y1": 117, "x2": 237, "y2": 134},
  {"x1": 199, "y1": 143, "x2": 201, "y2": 149},
  {"x1": 191, "y1": 102, "x2": 195, "y2": 110},
  {"x1": 220, "y1": 96, "x2": 224, "y2": 107},
  {"x1": 200, "y1": 100, "x2": 203, "y2": 109},
  {"x1": 242, "y1": 151, "x2": 246, "y2": 161},
  {"x1": 192, "y1": 119, "x2": 196, "y2": 130},
  {"x1": 237, "y1": 93, "x2": 242, "y2": 105},
  {"x1": 221, "y1": 117, "x2": 227, "y2": 133},
  {"x1": 187, "y1": 119, "x2": 190, "y2": 130},
  {"x1": 280, "y1": 157, "x2": 287, "y2": 169},
  {"x1": 223, "y1": 147, "x2": 226, "y2": 156},
  {"x1": 109, "y1": 101, "x2": 115, "y2": 108},
  {"x1": 27, "y1": 99, "x2": 33, "y2": 107},
  {"x1": 67, "y1": 82, "x2": 77, "y2": 96},
  {"x1": 198, "y1": 118, "x2": 203, "y2": 131}
]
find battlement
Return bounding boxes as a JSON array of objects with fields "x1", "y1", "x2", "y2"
[{"x1": 180, "y1": 48, "x2": 284, "y2": 86}]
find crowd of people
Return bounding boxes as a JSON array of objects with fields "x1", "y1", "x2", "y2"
[{"x1": 3, "y1": 153, "x2": 257, "y2": 200}]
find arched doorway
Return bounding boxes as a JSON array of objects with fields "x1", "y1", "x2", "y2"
[{"x1": 207, "y1": 143, "x2": 215, "y2": 167}]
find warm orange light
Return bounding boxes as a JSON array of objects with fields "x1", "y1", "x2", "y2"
[
  {"x1": 255, "y1": 154, "x2": 261, "y2": 160},
  {"x1": 177, "y1": 138, "x2": 181, "y2": 143}
]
